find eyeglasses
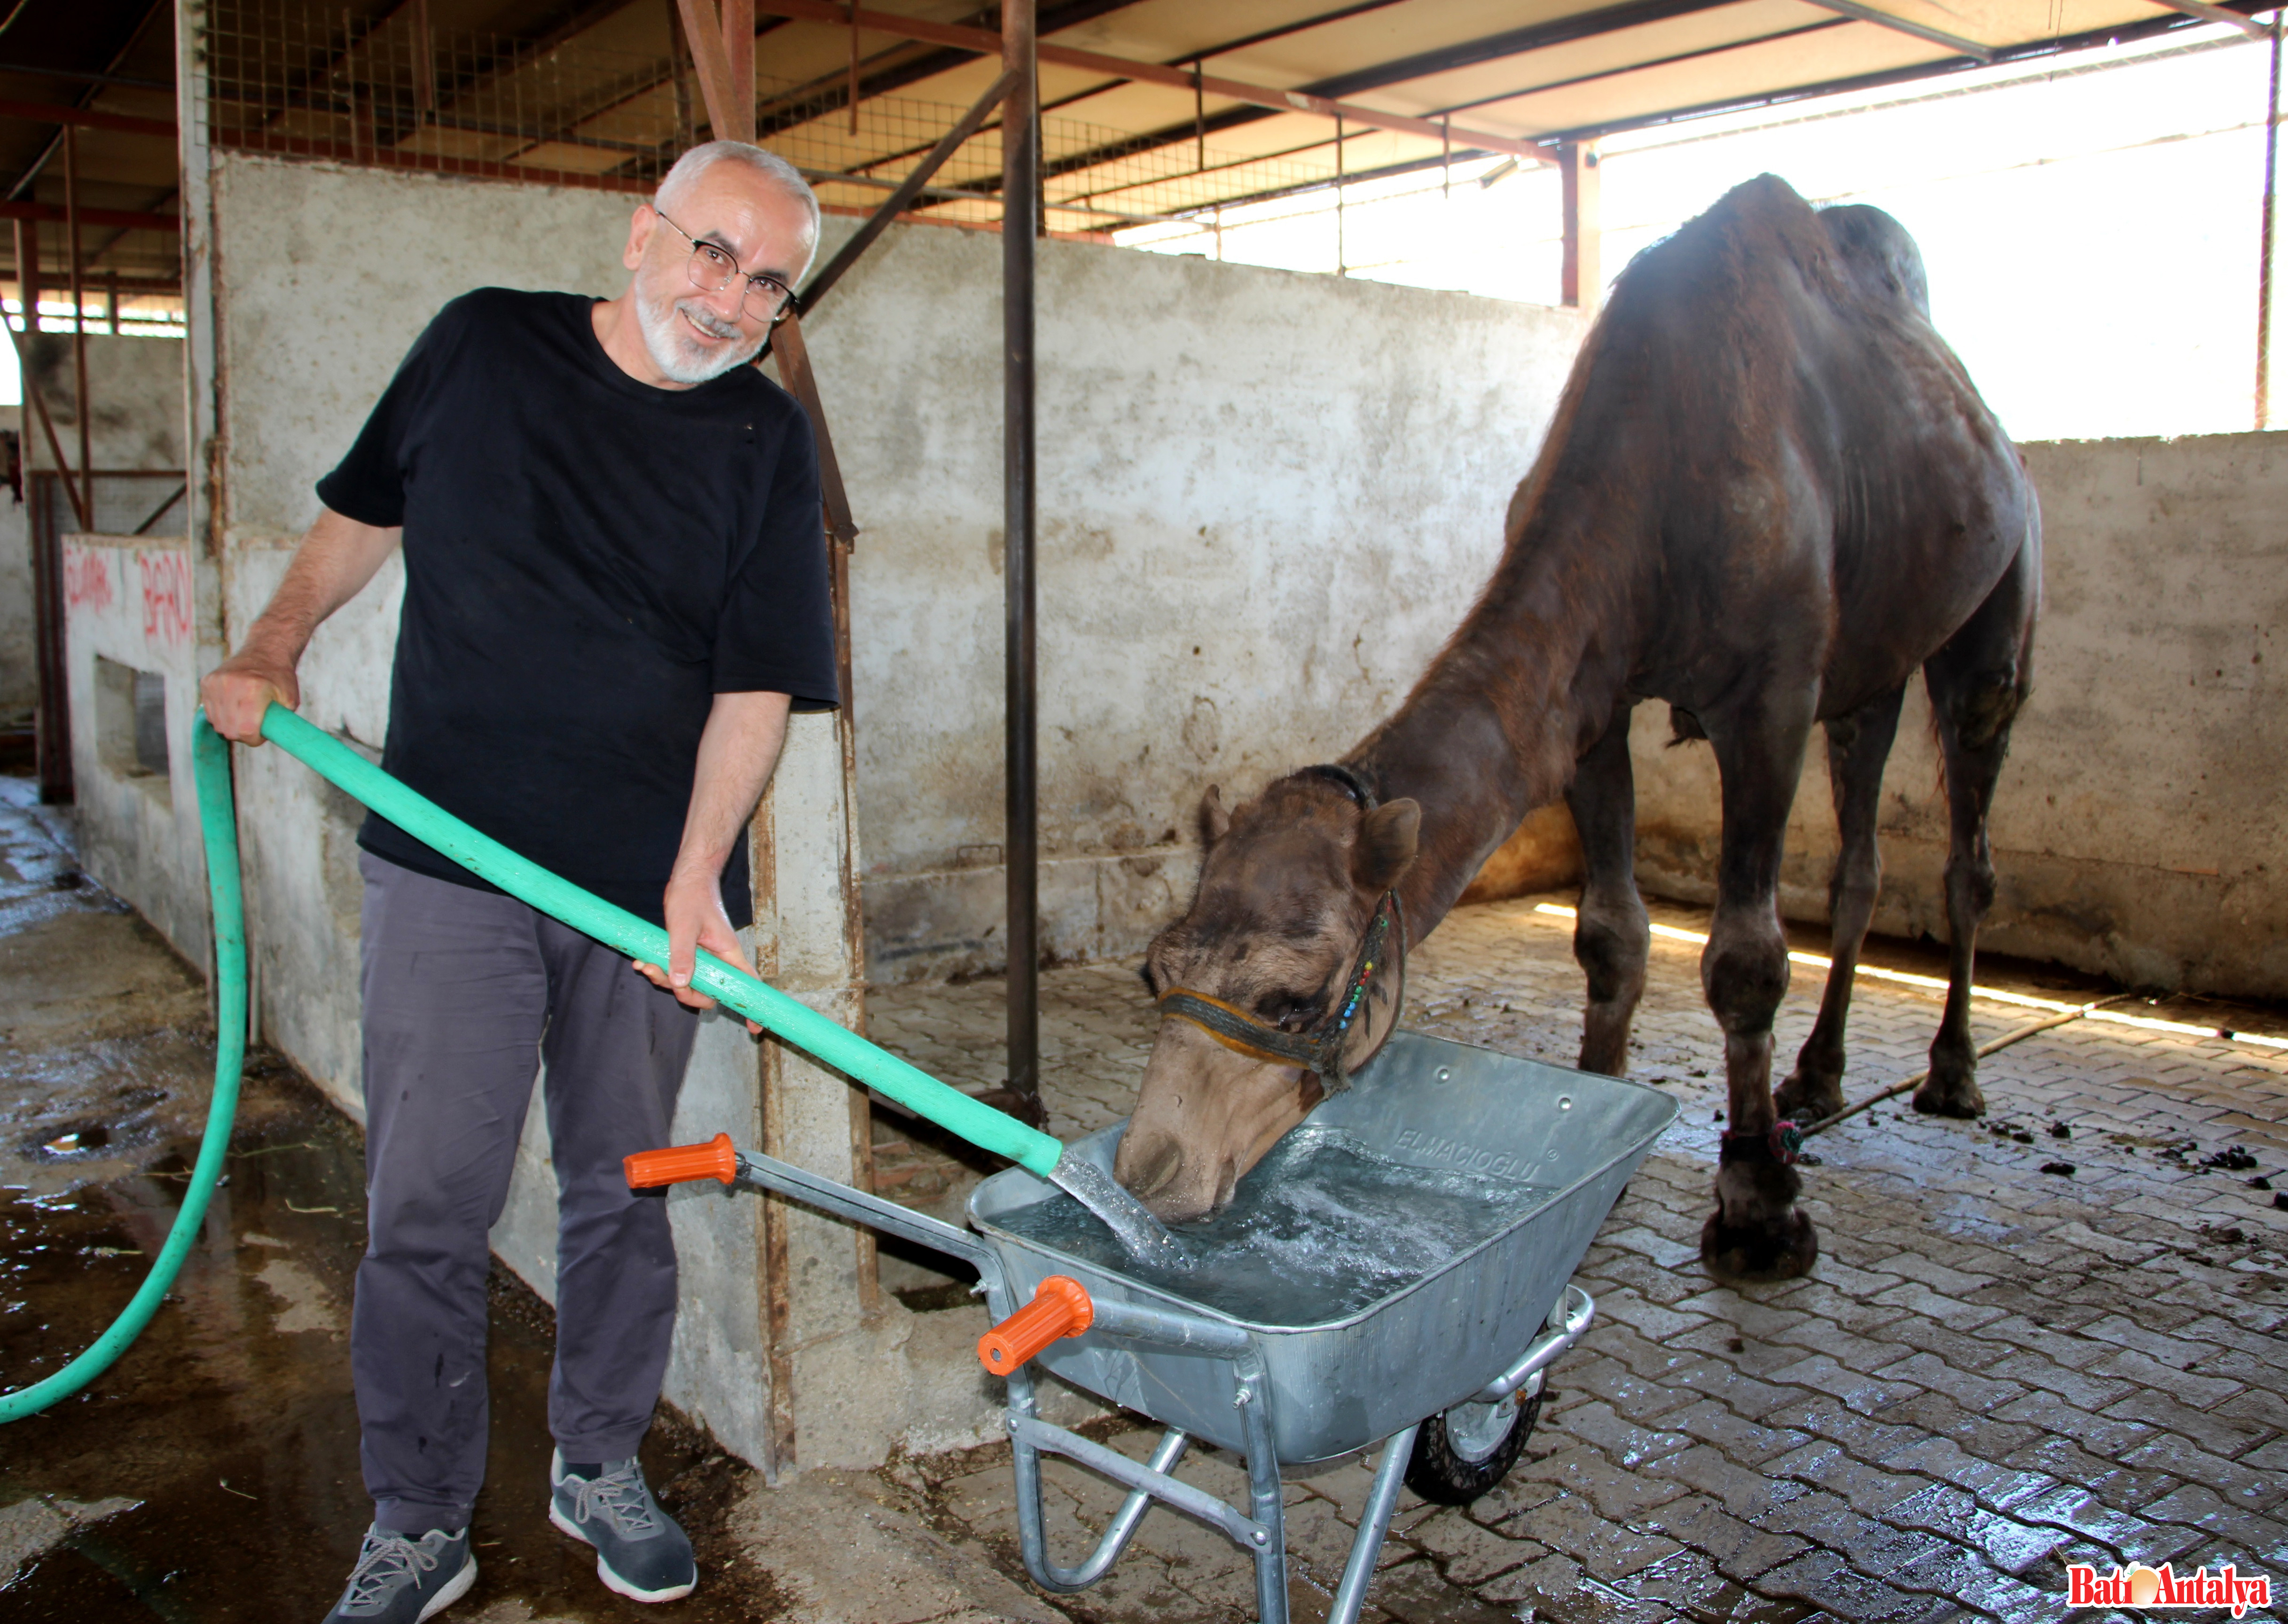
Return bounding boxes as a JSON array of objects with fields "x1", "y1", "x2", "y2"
[{"x1": 654, "y1": 210, "x2": 796, "y2": 325}]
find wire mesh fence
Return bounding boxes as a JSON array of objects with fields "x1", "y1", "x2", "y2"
[{"x1": 206, "y1": 0, "x2": 1339, "y2": 235}]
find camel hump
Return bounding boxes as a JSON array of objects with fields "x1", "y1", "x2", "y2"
[{"x1": 1818, "y1": 203, "x2": 1931, "y2": 317}]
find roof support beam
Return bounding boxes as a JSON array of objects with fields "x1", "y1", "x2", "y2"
[
  {"x1": 675, "y1": 0, "x2": 753, "y2": 138},
  {"x1": 749, "y1": 0, "x2": 1552, "y2": 160},
  {"x1": 1797, "y1": 0, "x2": 1995, "y2": 61},
  {"x1": 0, "y1": 197, "x2": 177, "y2": 233},
  {"x1": 800, "y1": 66, "x2": 1016, "y2": 307},
  {"x1": 2144, "y1": 0, "x2": 2268, "y2": 39},
  {"x1": 989, "y1": 0, "x2": 1757, "y2": 194},
  {"x1": 1535, "y1": 0, "x2": 2267, "y2": 145},
  {"x1": 0, "y1": 100, "x2": 176, "y2": 139}
]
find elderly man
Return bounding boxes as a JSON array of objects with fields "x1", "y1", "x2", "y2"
[{"x1": 200, "y1": 141, "x2": 838, "y2": 1621}]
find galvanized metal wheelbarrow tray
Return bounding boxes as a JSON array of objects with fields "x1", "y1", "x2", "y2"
[{"x1": 635, "y1": 1029, "x2": 1676, "y2": 1623}]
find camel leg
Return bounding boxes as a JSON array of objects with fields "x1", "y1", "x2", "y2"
[
  {"x1": 1774, "y1": 687, "x2": 1906, "y2": 1123},
  {"x1": 1566, "y1": 703, "x2": 1649, "y2": 1076},
  {"x1": 1915, "y1": 553, "x2": 2037, "y2": 1117},
  {"x1": 1696, "y1": 696, "x2": 1819, "y2": 1283}
]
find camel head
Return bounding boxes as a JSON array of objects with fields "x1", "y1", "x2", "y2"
[{"x1": 1115, "y1": 768, "x2": 1420, "y2": 1222}]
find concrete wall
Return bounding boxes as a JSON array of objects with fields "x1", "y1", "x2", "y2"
[
  {"x1": 61, "y1": 536, "x2": 208, "y2": 961},
  {"x1": 1628, "y1": 429, "x2": 2288, "y2": 1000},
  {"x1": 810, "y1": 222, "x2": 1588, "y2": 982},
  {"x1": 6, "y1": 334, "x2": 185, "y2": 725}
]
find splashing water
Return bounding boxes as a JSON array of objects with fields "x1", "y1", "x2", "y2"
[
  {"x1": 997, "y1": 1126, "x2": 1558, "y2": 1325},
  {"x1": 1046, "y1": 1153, "x2": 1191, "y2": 1268}
]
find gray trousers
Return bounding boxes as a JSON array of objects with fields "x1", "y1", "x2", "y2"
[{"x1": 355, "y1": 853, "x2": 699, "y2": 1535}]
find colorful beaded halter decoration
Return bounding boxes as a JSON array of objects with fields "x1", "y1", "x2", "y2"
[{"x1": 1154, "y1": 764, "x2": 1408, "y2": 1092}]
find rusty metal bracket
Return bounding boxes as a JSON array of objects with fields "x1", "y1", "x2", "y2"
[
  {"x1": 800, "y1": 66, "x2": 1016, "y2": 313},
  {"x1": 768, "y1": 310, "x2": 857, "y2": 549},
  {"x1": 3, "y1": 324, "x2": 90, "y2": 531}
]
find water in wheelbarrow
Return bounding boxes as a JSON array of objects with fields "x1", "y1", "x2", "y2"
[{"x1": 992, "y1": 1123, "x2": 1560, "y2": 1324}]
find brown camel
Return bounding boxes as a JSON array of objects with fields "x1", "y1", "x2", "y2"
[{"x1": 1114, "y1": 175, "x2": 2040, "y2": 1282}]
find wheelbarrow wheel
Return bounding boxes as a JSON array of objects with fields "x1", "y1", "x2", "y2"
[{"x1": 1403, "y1": 1388, "x2": 1542, "y2": 1506}]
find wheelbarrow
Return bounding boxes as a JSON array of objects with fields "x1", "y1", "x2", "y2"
[{"x1": 632, "y1": 1029, "x2": 1677, "y2": 1623}]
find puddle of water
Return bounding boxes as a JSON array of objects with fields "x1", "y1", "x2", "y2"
[{"x1": 0, "y1": 1065, "x2": 780, "y2": 1620}]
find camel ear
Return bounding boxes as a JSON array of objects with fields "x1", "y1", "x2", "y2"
[
  {"x1": 1354, "y1": 798, "x2": 1420, "y2": 890},
  {"x1": 1198, "y1": 785, "x2": 1230, "y2": 849}
]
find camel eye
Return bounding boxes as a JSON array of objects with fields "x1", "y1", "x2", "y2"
[{"x1": 1262, "y1": 996, "x2": 1321, "y2": 1032}]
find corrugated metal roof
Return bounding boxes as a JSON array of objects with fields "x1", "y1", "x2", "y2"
[{"x1": 1, "y1": 0, "x2": 2269, "y2": 284}]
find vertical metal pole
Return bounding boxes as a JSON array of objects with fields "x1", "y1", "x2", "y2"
[
  {"x1": 1193, "y1": 60, "x2": 1204, "y2": 173},
  {"x1": 13, "y1": 217, "x2": 35, "y2": 336},
  {"x1": 848, "y1": 2, "x2": 861, "y2": 134},
  {"x1": 16, "y1": 213, "x2": 71, "y2": 806},
  {"x1": 344, "y1": 8, "x2": 361, "y2": 164},
  {"x1": 65, "y1": 125, "x2": 90, "y2": 529},
  {"x1": 723, "y1": 0, "x2": 755, "y2": 141},
  {"x1": 1559, "y1": 140, "x2": 1601, "y2": 312},
  {"x1": 1003, "y1": 0, "x2": 1041, "y2": 1114},
  {"x1": 2260, "y1": 10, "x2": 2281, "y2": 429},
  {"x1": 1334, "y1": 112, "x2": 1345, "y2": 276},
  {"x1": 665, "y1": 0, "x2": 695, "y2": 151},
  {"x1": 107, "y1": 269, "x2": 119, "y2": 335},
  {"x1": 412, "y1": 0, "x2": 436, "y2": 119}
]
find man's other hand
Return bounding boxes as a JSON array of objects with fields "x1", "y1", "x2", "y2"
[
  {"x1": 635, "y1": 870, "x2": 762, "y2": 1034},
  {"x1": 200, "y1": 645, "x2": 300, "y2": 745},
  {"x1": 198, "y1": 507, "x2": 403, "y2": 746}
]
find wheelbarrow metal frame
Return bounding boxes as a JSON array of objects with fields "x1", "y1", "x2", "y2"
[{"x1": 712, "y1": 1142, "x2": 1593, "y2": 1624}]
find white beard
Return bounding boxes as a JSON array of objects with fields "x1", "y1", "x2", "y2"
[{"x1": 635, "y1": 286, "x2": 767, "y2": 384}]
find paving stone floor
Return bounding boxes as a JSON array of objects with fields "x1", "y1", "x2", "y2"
[{"x1": 867, "y1": 895, "x2": 2288, "y2": 1624}]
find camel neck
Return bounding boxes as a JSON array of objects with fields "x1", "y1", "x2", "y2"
[{"x1": 1348, "y1": 451, "x2": 1652, "y2": 937}]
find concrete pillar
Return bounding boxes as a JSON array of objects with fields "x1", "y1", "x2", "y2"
[{"x1": 743, "y1": 705, "x2": 892, "y2": 1476}]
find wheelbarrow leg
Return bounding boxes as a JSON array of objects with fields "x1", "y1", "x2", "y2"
[
  {"x1": 1006, "y1": 1363, "x2": 1197, "y2": 1593},
  {"x1": 1232, "y1": 1350, "x2": 1289, "y2": 1624},
  {"x1": 1326, "y1": 1422, "x2": 1421, "y2": 1624}
]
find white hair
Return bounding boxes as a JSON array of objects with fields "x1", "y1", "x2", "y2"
[{"x1": 655, "y1": 141, "x2": 822, "y2": 279}]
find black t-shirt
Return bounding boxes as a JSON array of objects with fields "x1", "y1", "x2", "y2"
[{"x1": 317, "y1": 288, "x2": 838, "y2": 928}]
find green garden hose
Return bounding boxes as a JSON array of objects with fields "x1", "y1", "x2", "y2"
[
  {"x1": 2, "y1": 701, "x2": 1166, "y2": 1421},
  {"x1": 0, "y1": 715, "x2": 247, "y2": 1423}
]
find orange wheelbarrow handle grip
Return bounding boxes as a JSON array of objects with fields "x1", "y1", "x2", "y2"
[
  {"x1": 978, "y1": 1275, "x2": 1094, "y2": 1374},
  {"x1": 625, "y1": 1132, "x2": 740, "y2": 1188}
]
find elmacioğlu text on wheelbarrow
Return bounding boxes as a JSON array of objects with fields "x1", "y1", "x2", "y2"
[{"x1": 631, "y1": 1029, "x2": 1677, "y2": 1624}]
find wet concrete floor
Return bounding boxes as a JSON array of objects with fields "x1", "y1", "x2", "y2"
[{"x1": 0, "y1": 778, "x2": 783, "y2": 1621}]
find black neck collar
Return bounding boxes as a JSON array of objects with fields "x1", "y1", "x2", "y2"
[{"x1": 1295, "y1": 762, "x2": 1379, "y2": 812}]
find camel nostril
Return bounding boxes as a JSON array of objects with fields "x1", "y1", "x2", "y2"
[
  {"x1": 1114, "y1": 1133, "x2": 1182, "y2": 1199},
  {"x1": 1210, "y1": 1161, "x2": 1240, "y2": 1214}
]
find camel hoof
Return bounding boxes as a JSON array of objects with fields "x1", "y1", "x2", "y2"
[
  {"x1": 1700, "y1": 1205, "x2": 1819, "y2": 1284},
  {"x1": 1911, "y1": 1068, "x2": 1986, "y2": 1119},
  {"x1": 1772, "y1": 1069, "x2": 1845, "y2": 1123}
]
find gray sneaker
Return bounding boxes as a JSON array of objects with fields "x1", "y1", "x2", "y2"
[
  {"x1": 321, "y1": 1524, "x2": 476, "y2": 1622},
  {"x1": 548, "y1": 1448, "x2": 697, "y2": 1602}
]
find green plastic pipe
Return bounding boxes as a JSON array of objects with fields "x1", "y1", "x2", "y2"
[
  {"x1": 250, "y1": 704, "x2": 1066, "y2": 1176},
  {"x1": 0, "y1": 702, "x2": 1072, "y2": 1423},
  {"x1": 0, "y1": 715, "x2": 247, "y2": 1423}
]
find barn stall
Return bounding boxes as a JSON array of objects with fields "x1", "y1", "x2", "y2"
[{"x1": 3, "y1": 0, "x2": 2283, "y2": 1616}]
